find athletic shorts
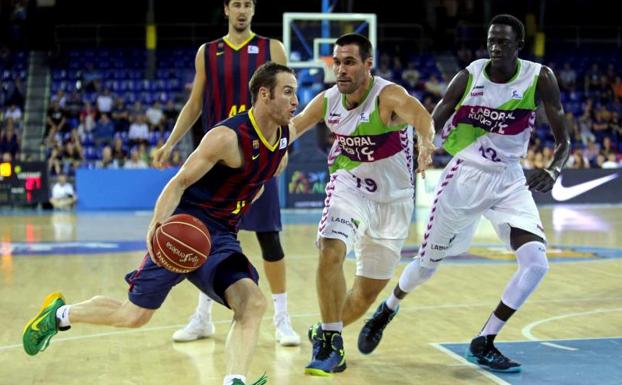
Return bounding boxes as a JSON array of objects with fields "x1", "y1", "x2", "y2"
[
  {"x1": 418, "y1": 157, "x2": 546, "y2": 267},
  {"x1": 125, "y1": 206, "x2": 259, "y2": 309},
  {"x1": 239, "y1": 177, "x2": 282, "y2": 232},
  {"x1": 317, "y1": 177, "x2": 414, "y2": 280}
]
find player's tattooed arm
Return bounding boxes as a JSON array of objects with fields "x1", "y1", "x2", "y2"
[{"x1": 431, "y1": 69, "x2": 469, "y2": 134}]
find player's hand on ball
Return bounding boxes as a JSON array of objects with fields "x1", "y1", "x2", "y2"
[
  {"x1": 152, "y1": 144, "x2": 172, "y2": 169},
  {"x1": 146, "y1": 222, "x2": 162, "y2": 265},
  {"x1": 416, "y1": 139, "x2": 436, "y2": 178}
]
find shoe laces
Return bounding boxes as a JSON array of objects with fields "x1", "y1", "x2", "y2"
[{"x1": 365, "y1": 304, "x2": 395, "y2": 332}]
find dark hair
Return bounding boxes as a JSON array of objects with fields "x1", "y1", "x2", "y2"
[
  {"x1": 335, "y1": 33, "x2": 373, "y2": 61},
  {"x1": 224, "y1": 0, "x2": 257, "y2": 5},
  {"x1": 249, "y1": 62, "x2": 295, "y2": 104},
  {"x1": 490, "y1": 14, "x2": 525, "y2": 42}
]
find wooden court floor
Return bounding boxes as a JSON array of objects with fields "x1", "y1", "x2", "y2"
[{"x1": 1, "y1": 206, "x2": 621, "y2": 385}]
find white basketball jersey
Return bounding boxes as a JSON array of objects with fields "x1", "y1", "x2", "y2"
[
  {"x1": 441, "y1": 58, "x2": 542, "y2": 166},
  {"x1": 324, "y1": 76, "x2": 414, "y2": 202}
]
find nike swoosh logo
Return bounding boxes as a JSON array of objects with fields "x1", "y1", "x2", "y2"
[
  {"x1": 32, "y1": 312, "x2": 50, "y2": 331},
  {"x1": 216, "y1": 52, "x2": 224, "y2": 56},
  {"x1": 551, "y1": 173, "x2": 619, "y2": 201},
  {"x1": 252, "y1": 154, "x2": 259, "y2": 160}
]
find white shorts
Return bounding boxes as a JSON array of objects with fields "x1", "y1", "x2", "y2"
[
  {"x1": 317, "y1": 178, "x2": 414, "y2": 280},
  {"x1": 418, "y1": 157, "x2": 546, "y2": 267}
]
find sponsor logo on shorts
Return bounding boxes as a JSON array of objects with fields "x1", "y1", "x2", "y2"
[
  {"x1": 330, "y1": 230, "x2": 349, "y2": 238},
  {"x1": 331, "y1": 216, "x2": 357, "y2": 231},
  {"x1": 431, "y1": 243, "x2": 449, "y2": 251}
]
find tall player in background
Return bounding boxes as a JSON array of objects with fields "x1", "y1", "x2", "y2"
[
  {"x1": 358, "y1": 14, "x2": 570, "y2": 373},
  {"x1": 290, "y1": 33, "x2": 436, "y2": 376},
  {"x1": 23, "y1": 62, "x2": 300, "y2": 385},
  {"x1": 153, "y1": 0, "x2": 300, "y2": 346}
]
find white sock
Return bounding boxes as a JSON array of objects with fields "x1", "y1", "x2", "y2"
[
  {"x1": 196, "y1": 292, "x2": 213, "y2": 321},
  {"x1": 385, "y1": 293, "x2": 401, "y2": 311},
  {"x1": 223, "y1": 375, "x2": 246, "y2": 385},
  {"x1": 272, "y1": 293, "x2": 288, "y2": 316},
  {"x1": 56, "y1": 305, "x2": 71, "y2": 328},
  {"x1": 479, "y1": 313, "x2": 506, "y2": 336},
  {"x1": 501, "y1": 241, "x2": 549, "y2": 309},
  {"x1": 321, "y1": 322, "x2": 343, "y2": 333}
]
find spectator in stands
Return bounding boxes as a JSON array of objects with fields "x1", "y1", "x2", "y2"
[
  {"x1": 0, "y1": 118, "x2": 19, "y2": 160},
  {"x1": 51, "y1": 90, "x2": 67, "y2": 109},
  {"x1": 47, "y1": 142, "x2": 64, "y2": 175},
  {"x1": 128, "y1": 114, "x2": 149, "y2": 146},
  {"x1": 96, "y1": 145, "x2": 118, "y2": 169},
  {"x1": 46, "y1": 100, "x2": 66, "y2": 141},
  {"x1": 558, "y1": 62, "x2": 577, "y2": 91},
  {"x1": 456, "y1": 44, "x2": 473, "y2": 67},
  {"x1": 64, "y1": 90, "x2": 83, "y2": 129},
  {"x1": 375, "y1": 62, "x2": 393, "y2": 81},
  {"x1": 60, "y1": 139, "x2": 83, "y2": 175},
  {"x1": 542, "y1": 146, "x2": 554, "y2": 166},
  {"x1": 5, "y1": 76, "x2": 24, "y2": 108},
  {"x1": 111, "y1": 97, "x2": 130, "y2": 132},
  {"x1": 533, "y1": 151, "x2": 545, "y2": 169},
  {"x1": 584, "y1": 63, "x2": 601, "y2": 94},
  {"x1": 595, "y1": 75, "x2": 614, "y2": 104},
  {"x1": 81, "y1": 62, "x2": 102, "y2": 93},
  {"x1": 137, "y1": 142, "x2": 150, "y2": 165},
  {"x1": 50, "y1": 173, "x2": 77, "y2": 210},
  {"x1": 1, "y1": 151, "x2": 11, "y2": 162},
  {"x1": 602, "y1": 153, "x2": 619, "y2": 169},
  {"x1": 567, "y1": 147, "x2": 589, "y2": 169},
  {"x1": 169, "y1": 148, "x2": 183, "y2": 168},
  {"x1": 78, "y1": 101, "x2": 97, "y2": 137},
  {"x1": 592, "y1": 107, "x2": 610, "y2": 144},
  {"x1": 4, "y1": 103, "x2": 22, "y2": 123},
  {"x1": 521, "y1": 148, "x2": 536, "y2": 169},
  {"x1": 96, "y1": 88, "x2": 114, "y2": 115},
  {"x1": 111, "y1": 137, "x2": 127, "y2": 167},
  {"x1": 424, "y1": 74, "x2": 446, "y2": 99},
  {"x1": 578, "y1": 108, "x2": 595, "y2": 144},
  {"x1": 145, "y1": 101, "x2": 165, "y2": 132},
  {"x1": 601, "y1": 136, "x2": 615, "y2": 158},
  {"x1": 129, "y1": 101, "x2": 145, "y2": 123},
  {"x1": 474, "y1": 44, "x2": 487, "y2": 59},
  {"x1": 401, "y1": 61, "x2": 420, "y2": 91},
  {"x1": 124, "y1": 148, "x2": 148, "y2": 169},
  {"x1": 584, "y1": 138, "x2": 600, "y2": 166},
  {"x1": 563, "y1": 111, "x2": 580, "y2": 143},
  {"x1": 162, "y1": 100, "x2": 179, "y2": 131},
  {"x1": 94, "y1": 113, "x2": 115, "y2": 148}
]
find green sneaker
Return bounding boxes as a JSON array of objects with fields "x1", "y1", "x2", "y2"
[
  {"x1": 231, "y1": 373, "x2": 268, "y2": 385},
  {"x1": 22, "y1": 292, "x2": 67, "y2": 356}
]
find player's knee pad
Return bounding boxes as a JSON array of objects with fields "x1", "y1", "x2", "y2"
[
  {"x1": 256, "y1": 231, "x2": 284, "y2": 262},
  {"x1": 516, "y1": 241, "x2": 549, "y2": 283}
]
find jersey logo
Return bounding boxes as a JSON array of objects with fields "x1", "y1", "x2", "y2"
[
  {"x1": 216, "y1": 51, "x2": 224, "y2": 56},
  {"x1": 551, "y1": 174, "x2": 619, "y2": 202},
  {"x1": 248, "y1": 45, "x2": 259, "y2": 54},
  {"x1": 252, "y1": 154, "x2": 260, "y2": 160},
  {"x1": 279, "y1": 137, "x2": 288, "y2": 149},
  {"x1": 511, "y1": 90, "x2": 522, "y2": 99}
]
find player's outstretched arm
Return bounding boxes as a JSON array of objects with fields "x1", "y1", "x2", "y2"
[
  {"x1": 526, "y1": 65, "x2": 571, "y2": 192},
  {"x1": 289, "y1": 91, "x2": 325, "y2": 142},
  {"x1": 146, "y1": 126, "x2": 237, "y2": 261},
  {"x1": 153, "y1": 44, "x2": 207, "y2": 168},
  {"x1": 381, "y1": 84, "x2": 436, "y2": 175}
]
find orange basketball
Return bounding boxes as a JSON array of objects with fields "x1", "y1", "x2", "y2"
[{"x1": 152, "y1": 214, "x2": 211, "y2": 273}]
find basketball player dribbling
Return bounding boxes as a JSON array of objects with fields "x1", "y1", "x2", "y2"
[
  {"x1": 23, "y1": 63, "x2": 307, "y2": 385},
  {"x1": 152, "y1": 0, "x2": 299, "y2": 346},
  {"x1": 358, "y1": 14, "x2": 571, "y2": 373}
]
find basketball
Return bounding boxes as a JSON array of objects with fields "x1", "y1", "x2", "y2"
[{"x1": 151, "y1": 214, "x2": 211, "y2": 273}]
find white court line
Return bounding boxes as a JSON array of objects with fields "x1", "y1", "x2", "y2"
[
  {"x1": 4, "y1": 296, "x2": 622, "y2": 352},
  {"x1": 521, "y1": 308, "x2": 622, "y2": 351},
  {"x1": 430, "y1": 343, "x2": 511, "y2": 385}
]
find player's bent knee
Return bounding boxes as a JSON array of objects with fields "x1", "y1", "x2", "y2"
[
  {"x1": 256, "y1": 231, "x2": 285, "y2": 262},
  {"x1": 122, "y1": 306, "x2": 154, "y2": 328}
]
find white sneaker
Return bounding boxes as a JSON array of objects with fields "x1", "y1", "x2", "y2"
[
  {"x1": 172, "y1": 314, "x2": 215, "y2": 342},
  {"x1": 274, "y1": 313, "x2": 301, "y2": 346}
]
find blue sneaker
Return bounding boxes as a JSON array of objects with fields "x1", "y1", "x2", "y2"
[
  {"x1": 307, "y1": 323, "x2": 323, "y2": 361},
  {"x1": 304, "y1": 331, "x2": 346, "y2": 376},
  {"x1": 357, "y1": 302, "x2": 398, "y2": 354},
  {"x1": 465, "y1": 335, "x2": 521, "y2": 373}
]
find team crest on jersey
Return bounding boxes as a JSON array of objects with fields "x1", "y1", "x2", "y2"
[
  {"x1": 252, "y1": 140, "x2": 260, "y2": 149},
  {"x1": 327, "y1": 111, "x2": 341, "y2": 125},
  {"x1": 248, "y1": 45, "x2": 259, "y2": 54},
  {"x1": 511, "y1": 90, "x2": 523, "y2": 99},
  {"x1": 279, "y1": 137, "x2": 288, "y2": 149}
]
